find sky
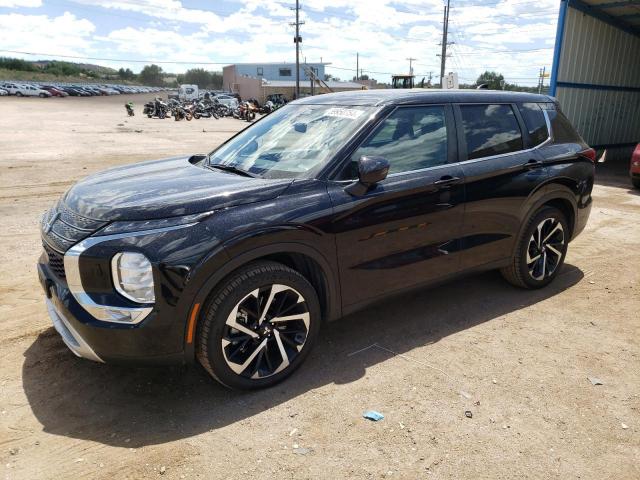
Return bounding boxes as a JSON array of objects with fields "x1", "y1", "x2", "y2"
[{"x1": 0, "y1": 0, "x2": 560, "y2": 86}]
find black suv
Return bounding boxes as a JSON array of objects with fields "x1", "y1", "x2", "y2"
[{"x1": 38, "y1": 90, "x2": 594, "y2": 389}]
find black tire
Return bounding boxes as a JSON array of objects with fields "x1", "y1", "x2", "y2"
[
  {"x1": 39, "y1": 93, "x2": 47, "y2": 98},
  {"x1": 196, "y1": 261, "x2": 321, "y2": 390},
  {"x1": 632, "y1": 177, "x2": 640, "y2": 189},
  {"x1": 500, "y1": 206, "x2": 569, "y2": 289},
  {"x1": 16, "y1": 92, "x2": 23, "y2": 97}
]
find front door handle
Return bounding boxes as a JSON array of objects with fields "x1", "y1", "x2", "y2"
[
  {"x1": 433, "y1": 175, "x2": 461, "y2": 187},
  {"x1": 523, "y1": 159, "x2": 544, "y2": 170}
]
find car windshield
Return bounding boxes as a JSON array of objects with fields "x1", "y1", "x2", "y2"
[{"x1": 208, "y1": 104, "x2": 376, "y2": 179}]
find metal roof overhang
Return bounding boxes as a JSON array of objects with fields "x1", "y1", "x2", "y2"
[
  {"x1": 550, "y1": 0, "x2": 640, "y2": 96},
  {"x1": 570, "y1": 0, "x2": 640, "y2": 37}
]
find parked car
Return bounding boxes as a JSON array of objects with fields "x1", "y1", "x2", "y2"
[
  {"x1": 630, "y1": 143, "x2": 640, "y2": 189},
  {"x1": 16, "y1": 84, "x2": 51, "y2": 97},
  {"x1": 1, "y1": 82, "x2": 50, "y2": 97},
  {"x1": 40, "y1": 85, "x2": 69, "y2": 97},
  {"x1": 0, "y1": 88, "x2": 7, "y2": 96},
  {"x1": 37, "y1": 90, "x2": 594, "y2": 389},
  {"x1": 214, "y1": 94, "x2": 238, "y2": 109}
]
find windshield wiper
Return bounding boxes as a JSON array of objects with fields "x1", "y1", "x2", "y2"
[{"x1": 207, "y1": 163, "x2": 257, "y2": 178}]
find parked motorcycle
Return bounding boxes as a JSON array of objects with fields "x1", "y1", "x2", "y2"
[
  {"x1": 235, "y1": 101, "x2": 257, "y2": 122},
  {"x1": 143, "y1": 98, "x2": 170, "y2": 119},
  {"x1": 124, "y1": 102, "x2": 135, "y2": 116},
  {"x1": 192, "y1": 101, "x2": 218, "y2": 119},
  {"x1": 172, "y1": 104, "x2": 192, "y2": 121}
]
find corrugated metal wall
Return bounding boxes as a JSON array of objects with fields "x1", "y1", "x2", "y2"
[{"x1": 556, "y1": 6, "x2": 640, "y2": 149}]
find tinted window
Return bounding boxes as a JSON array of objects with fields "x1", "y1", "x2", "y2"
[
  {"x1": 541, "y1": 103, "x2": 583, "y2": 144},
  {"x1": 279, "y1": 68, "x2": 292, "y2": 77},
  {"x1": 518, "y1": 102, "x2": 548, "y2": 146},
  {"x1": 460, "y1": 104, "x2": 523, "y2": 160},
  {"x1": 350, "y1": 106, "x2": 448, "y2": 175}
]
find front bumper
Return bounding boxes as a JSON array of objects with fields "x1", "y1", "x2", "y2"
[
  {"x1": 45, "y1": 296, "x2": 103, "y2": 363},
  {"x1": 37, "y1": 261, "x2": 186, "y2": 365}
]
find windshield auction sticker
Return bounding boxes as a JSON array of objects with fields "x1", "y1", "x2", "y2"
[{"x1": 324, "y1": 108, "x2": 364, "y2": 120}]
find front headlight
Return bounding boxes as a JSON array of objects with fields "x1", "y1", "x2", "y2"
[{"x1": 111, "y1": 252, "x2": 155, "y2": 303}]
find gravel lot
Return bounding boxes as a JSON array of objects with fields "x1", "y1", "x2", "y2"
[{"x1": 0, "y1": 94, "x2": 638, "y2": 479}]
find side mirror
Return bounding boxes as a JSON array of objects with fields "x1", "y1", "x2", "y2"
[
  {"x1": 345, "y1": 156, "x2": 390, "y2": 196},
  {"x1": 188, "y1": 154, "x2": 207, "y2": 164}
]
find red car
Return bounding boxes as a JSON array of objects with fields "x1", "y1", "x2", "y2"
[
  {"x1": 631, "y1": 143, "x2": 640, "y2": 189},
  {"x1": 40, "y1": 85, "x2": 68, "y2": 97}
]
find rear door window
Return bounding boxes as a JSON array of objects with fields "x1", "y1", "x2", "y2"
[
  {"x1": 459, "y1": 104, "x2": 523, "y2": 160},
  {"x1": 517, "y1": 102, "x2": 549, "y2": 146}
]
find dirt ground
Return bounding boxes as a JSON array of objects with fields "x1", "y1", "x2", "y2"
[{"x1": 0, "y1": 94, "x2": 638, "y2": 480}]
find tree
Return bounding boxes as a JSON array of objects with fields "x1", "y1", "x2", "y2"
[
  {"x1": 180, "y1": 68, "x2": 223, "y2": 89},
  {"x1": 118, "y1": 67, "x2": 135, "y2": 80},
  {"x1": 475, "y1": 71, "x2": 505, "y2": 90},
  {"x1": 139, "y1": 64, "x2": 164, "y2": 86},
  {"x1": 183, "y1": 68, "x2": 211, "y2": 88}
]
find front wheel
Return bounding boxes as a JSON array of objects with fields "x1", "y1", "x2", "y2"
[
  {"x1": 500, "y1": 206, "x2": 569, "y2": 289},
  {"x1": 196, "y1": 261, "x2": 321, "y2": 389}
]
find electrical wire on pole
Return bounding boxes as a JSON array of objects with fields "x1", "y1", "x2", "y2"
[
  {"x1": 406, "y1": 57, "x2": 417, "y2": 75},
  {"x1": 437, "y1": 0, "x2": 453, "y2": 88},
  {"x1": 289, "y1": 0, "x2": 304, "y2": 99}
]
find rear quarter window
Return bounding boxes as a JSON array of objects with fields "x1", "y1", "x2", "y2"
[{"x1": 540, "y1": 103, "x2": 585, "y2": 145}]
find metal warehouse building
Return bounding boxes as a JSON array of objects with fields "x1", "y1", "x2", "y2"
[{"x1": 551, "y1": 0, "x2": 640, "y2": 161}]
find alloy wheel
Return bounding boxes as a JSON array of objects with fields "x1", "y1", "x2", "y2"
[
  {"x1": 221, "y1": 284, "x2": 310, "y2": 379},
  {"x1": 526, "y1": 217, "x2": 565, "y2": 281}
]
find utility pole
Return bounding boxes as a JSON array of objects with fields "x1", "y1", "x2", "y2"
[
  {"x1": 290, "y1": 0, "x2": 304, "y2": 98},
  {"x1": 538, "y1": 66, "x2": 546, "y2": 93},
  {"x1": 406, "y1": 57, "x2": 417, "y2": 75},
  {"x1": 438, "y1": 0, "x2": 451, "y2": 88},
  {"x1": 356, "y1": 52, "x2": 359, "y2": 81}
]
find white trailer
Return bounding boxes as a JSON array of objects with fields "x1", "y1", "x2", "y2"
[{"x1": 179, "y1": 84, "x2": 199, "y2": 101}]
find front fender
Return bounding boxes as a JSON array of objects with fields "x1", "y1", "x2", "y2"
[{"x1": 176, "y1": 227, "x2": 341, "y2": 363}]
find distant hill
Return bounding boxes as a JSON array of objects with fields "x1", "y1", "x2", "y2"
[
  {"x1": 30, "y1": 60, "x2": 119, "y2": 76},
  {"x1": 0, "y1": 56, "x2": 130, "y2": 82}
]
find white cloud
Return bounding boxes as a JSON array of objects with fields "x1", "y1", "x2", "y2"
[
  {"x1": 0, "y1": 12, "x2": 95, "y2": 56},
  {"x1": 0, "y1": 0, "x2": 559, "y2": 86},
  {"x1": 0, "y1": 0, "x2": 41, "y2": 7}
]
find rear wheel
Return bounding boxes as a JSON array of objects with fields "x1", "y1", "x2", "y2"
[
  {"x1": 196, "y1": 261, "x2": 321, "y2": 389},
  {"x1": 632, "y1": 177, "x2": 640, "y2": 189},
  {"x1": 16, "y1": 92, "x2": 23, "y2": 97},
  {"x1": 501, "y1": 206, "x2": 569, "y2": 289}
]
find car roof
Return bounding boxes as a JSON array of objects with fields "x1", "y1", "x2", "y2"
[{"x1": 292, "y1": 89, "x2": 554, "y2": 107}]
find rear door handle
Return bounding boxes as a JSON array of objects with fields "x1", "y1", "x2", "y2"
[
  {"x1": 523, "y1": 159, "x2": 544, "y2": 170},
  {"x1": 434, "y1": 175, "x2": 461, "y2": 187}
]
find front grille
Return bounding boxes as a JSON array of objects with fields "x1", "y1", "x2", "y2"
[
  {"x1": 40, "y1": 203, "x2": 107, "y2": 277},
  {"x1": 44, "y1": 243, "x2": 66, "y2": 279}
]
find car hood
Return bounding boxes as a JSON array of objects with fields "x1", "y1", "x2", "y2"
[{"x1": 62, "y1": 156, "x2": 293, "y2": 221}]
